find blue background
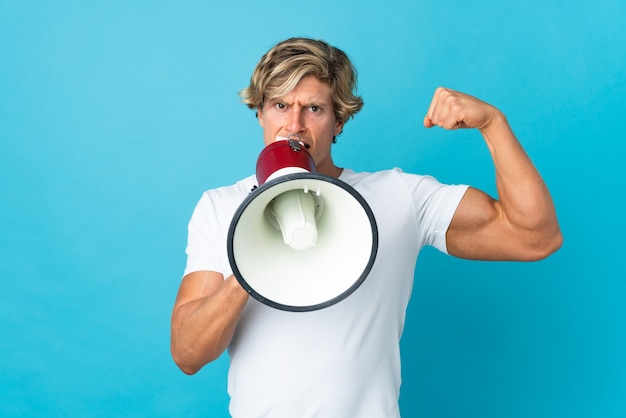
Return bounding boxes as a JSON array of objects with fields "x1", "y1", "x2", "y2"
[{"x1": 1, "y1": 1, "x2": 624, "y2": 417}]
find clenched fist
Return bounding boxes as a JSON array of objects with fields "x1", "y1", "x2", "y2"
[{"x1": 423, "y1": 87, "x2": 502, "y2": 132}]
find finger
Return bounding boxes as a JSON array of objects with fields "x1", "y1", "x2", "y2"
[
  {"x1": 425, "y1": 88, "x2": 439, "y2": 120},
  {"x1": 423, "y1": 114, "x2": 435, "y2": 128},
  {"x1": 439, "y1": 90, "x2": 467, "y2": 130},
  {"x1": 426, "y1": 87, "x2": 445, "y2": 125}
]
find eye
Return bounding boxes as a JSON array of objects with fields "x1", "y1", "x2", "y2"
[
  {"x1": 275, "y1": 102, "x2": 286, "y2": 110},
  {"x1": 309, "y1": 105, "x2": 320, "y2": 113}
]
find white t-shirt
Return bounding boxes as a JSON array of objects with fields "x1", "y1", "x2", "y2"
[{"x1": 184, "y1": 168, "x2": 469, "y2": 417}]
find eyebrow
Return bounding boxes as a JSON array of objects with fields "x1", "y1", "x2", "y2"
[{"x1": 270, "y1": 97, "x2": 330, "y2": 108}]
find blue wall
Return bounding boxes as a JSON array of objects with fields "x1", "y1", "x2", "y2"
[{"x1": 1, "y1": 1, "x2": 624, "y2": 417}]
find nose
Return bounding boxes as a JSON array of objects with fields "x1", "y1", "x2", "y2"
[{"x1": 286, "y1": 108, "x2": 305, "y2": 133}]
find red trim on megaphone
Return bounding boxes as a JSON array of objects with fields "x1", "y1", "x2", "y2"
[{"x1": 256, "y1": 139, "x2": 316, "y2": 185}]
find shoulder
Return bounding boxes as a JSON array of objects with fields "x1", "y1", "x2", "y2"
[
  {"x1": 341, "y1": 167, "x2": 437, "y2": 189},
  {"x1": 200, "y1": 175, "x2": 256, "y2": 203},
  {"x1": 342, "y1": 168, "x2": 468, "y2": 212},
  {"x1": 190, "y1": 175, "x2": 256, "y2": 220}
]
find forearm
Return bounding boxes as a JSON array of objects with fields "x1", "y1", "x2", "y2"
[
  {"x1": 480, "y1": 113, "x2": 562, "y2": 250},
  {"x1": 171, "y1": 274, "x2": 249, "y2": 374}
]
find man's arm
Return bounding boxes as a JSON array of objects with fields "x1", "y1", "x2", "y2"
[
  {"x1": 424, "y1": 87, "x2": 562, "y2": 261},
  {"x1": 170, "y1": 271, "x2": 249, "y2": 374}
]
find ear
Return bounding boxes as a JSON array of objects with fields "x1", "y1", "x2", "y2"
[
  {"x1": 334, "y1": 120, "x2": 344, "y2": 136},
  {"x1": 257, "y1": 107, "x2": 265, "y2": 128}
]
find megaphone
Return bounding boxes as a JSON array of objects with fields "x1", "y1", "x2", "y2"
[{"x1": 227, "y1": 135, "x2": 378, "y2": 312}]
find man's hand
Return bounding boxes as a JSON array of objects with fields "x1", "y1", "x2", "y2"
[{"x1": 423, "y1": 87, "x2": 500, "y2": 132}]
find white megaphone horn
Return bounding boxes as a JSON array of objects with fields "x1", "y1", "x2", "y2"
[{"x1": 227, "y1": 134, "x2": 378, "y2": 311}]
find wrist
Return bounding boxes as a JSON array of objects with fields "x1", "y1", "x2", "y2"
[
  {"x1": 480, "y1": 111, "x2": 513, "y2": 148},
  {"x1": 479, "y1": 109, "x2": 507, "y2": 135}
]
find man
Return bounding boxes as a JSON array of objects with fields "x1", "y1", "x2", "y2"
[{"x1": 171, "y1": 37, "x2": 562, "y2": 417}]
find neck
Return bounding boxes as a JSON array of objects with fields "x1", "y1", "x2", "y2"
[{"x1": 315, "y1": 159, "x2": 343, "y2": 178}]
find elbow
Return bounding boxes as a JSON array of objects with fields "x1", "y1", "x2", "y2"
[
  {"x1": 171, "y1": 342, "x2": 219, "y2": 376},
  {"x1": 171, "y1": 347, "x2": 201, "y2": 375},
  {"x1": 174, "y1": 358, "x2": 202, "y2": 376},
  {"x1": 180, "y1": 365, "x2": 201, "y2": 376},
  {"x1": 525, "y1": 228, "x2": 563, "y2": 261},
  {"x1": 178, "y1": 364, "x2": 200, "y2": 376}
]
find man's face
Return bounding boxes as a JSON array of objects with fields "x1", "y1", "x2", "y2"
[{"x1": 257, "y1": 76, "x2": 344, "y2": 175}]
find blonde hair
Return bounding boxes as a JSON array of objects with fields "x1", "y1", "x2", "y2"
[{"x1": 239, "y1": 38, "x2": 363, "y2": 125}]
